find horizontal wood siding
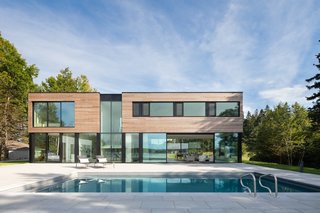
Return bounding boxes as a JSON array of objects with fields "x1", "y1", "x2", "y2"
[
  {"x1": 122, "y1": 92, "x2": 243, "y2": 133},
  {"x1": 28, "y1": 93, "x2": 100, "y2": 133}
]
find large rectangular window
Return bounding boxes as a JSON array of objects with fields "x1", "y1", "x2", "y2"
[
  {"x1": 62, "y1": 133, "x2": 75, "y2": 163},
  {"x1": 150, "y1": 103, "x2": 173, "y2": 116},
  {"x1": 132, "y1": 101, "x2": 240, "y2": 117},
  {"x1": 33, "y1": 102, "x2": 75, "y2": 127},
  {"x1": 34, "y1": 103, "x2": 47, "y2": 127},
  {"x1": 133, "y1": 102, "x2": 149, "y2": 116},
  {"x1": 48, "y1": 102, "x2": 61, "y2": 127},
  {"x1": 125, "y1": 133, "x2": 140, "y2": 163},
  {"x1": 61, "y1": 102, "x2": 75, "y2": 127},
  {"x1": 214, "y1": 133, "x2": 238, "y2": 162},
  {"x1": 101, "y1": 133, "x2": 122, "y2": 162},
  {"x1": 216, "y1": 102, "x2": 240, "y2": 117},
  {"x1": 183, "y1": 102, "x2": 206, "y2": 116},
  {"x1": 143, "y1": 133, "x2": 166, "y2": 162},
  {"x1": 79, "y1": 133, "x2": 97, "y2": 159}
]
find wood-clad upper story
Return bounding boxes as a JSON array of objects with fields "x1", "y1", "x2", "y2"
[
  {"x1": 122, "y1": 92, "x2": 243, "y2": 133},
  {"x1": 28, "y1": 93, "x2": 100, "y2": 133}
]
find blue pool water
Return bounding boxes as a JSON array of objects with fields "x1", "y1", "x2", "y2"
[{"x1": 37, "y1": 175, "x2": 320, "y2": 193}]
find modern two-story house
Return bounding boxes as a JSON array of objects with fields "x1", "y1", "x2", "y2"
[{"x1": 28, "y1": 92, "x2": 243, "y2": 163}]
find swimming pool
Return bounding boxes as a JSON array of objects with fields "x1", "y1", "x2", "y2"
[{"x1": 36, "y1": 173, "x2": 320, "y2": 193}]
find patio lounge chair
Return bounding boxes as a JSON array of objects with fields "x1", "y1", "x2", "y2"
[
  {"x1": 94, "y1": 155, "x2": 107, "y2": 167},
  {"x1": 76, "y1": 156, "x2": 90, "y2": 167}
]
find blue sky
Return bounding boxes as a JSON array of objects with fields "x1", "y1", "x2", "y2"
[{"x1": 0, "y1": 0, "x2": 319, "y2": 113}]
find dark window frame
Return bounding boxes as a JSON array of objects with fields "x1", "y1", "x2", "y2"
[
  {"x1": 215, "y1": 101, "x2": 240, "y2": 117},
  {"x1": 33, "y1": 101, "x2": 75, "y2": 128},
  {"x1": 206, "y1": 102, "x2": 216, "y2": 117},
  {"x1": 132, "y1": 101, "x2": 240, "y2": 117},
  {"x1": 132, "y1": 102, "x2": 150, "y2": 117},
  {"x1": 173, "y1": 102, "x2": 183, "y2": 117}
]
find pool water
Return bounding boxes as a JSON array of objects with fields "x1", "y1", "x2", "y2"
[{"x1": 37, "y1": 176, "x2": 320, "y2": 193}]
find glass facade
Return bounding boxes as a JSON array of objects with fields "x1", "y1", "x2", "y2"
[
  {"x1": 150, "y1": 103, "x2": 173, "y2": 116},
  {"x1": 215, "y1": 133, "x2": 238, "y2": 162},
  {"x1": 47, "y1": 133, "x2": 60, "y2": 162},
  {"x1": 167, "y1": 134, "x2": 214, "y2": 163},
  {"x1": 48, "y1": 102, "x2": 60, "y2": 127},
  {"x1": 30, "y1": 93, "x2": 242, "y2": 164},
  {"x1": 143, "y1": 133, "x2": 166, "y2": 162},
  {"x1": 125, "y1": 133, "x2": 139, "y2": 162},
  {"x1": 101, "y1": 100, "x2": 122, "y2": 162},
  {"x1": 34, "y1": 103, "x2": 47, "y2": 127},
  {"x1": 33, "y1": 102, "x2": 74, "y2": 127},
  {"x1": 33, "y1": 133, "x2": 46, "y2": 162},
  {"x1": 216, "y1": 102, "x2": 239, "y2": 117},
  {"x1": 79, "y1": 133, "x2": 97, "y2": 158},
  {"x1": 61, "y1": 102, "x2": 75, "y2": 127},
  {"x1": 183, "y1": 102, "x2": 206, "y2": 116},
  {"x1": 62, "y1": 134, "x2": 75, "y2": 162}
]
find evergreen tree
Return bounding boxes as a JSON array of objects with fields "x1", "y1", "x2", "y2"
[{"x1": 306, "y1": 42, "x2": 320, "y2": 129}]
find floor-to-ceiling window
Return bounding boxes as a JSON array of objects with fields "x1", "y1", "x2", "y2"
[
  {"x1": 125, "y1": 133, "x2": 140, "y2": 162},
  {"x1": 143, "y1": 133, "x2": 166, "y2": 162},
  {"x1": 166, "y1": 134, "x2": 214, "y2": 163},
  {"x1": 101, "y1": 99, "x2": 122, "y2": 162},
  {"x1": 214, "y1": 133, "x2": 238, "y2": 162},
  {"x1": 47, "y1": 133, "x2": 60, "y2": 162},
  {"x1": 33, "y1": 133, "x2": 47, "y2": 162},
  {"x1": 62, "y1": 133, "x2": 75, "y2": 162},
  {"x1": 79, "y1": 133, "x2": 97, "y2": 159}
]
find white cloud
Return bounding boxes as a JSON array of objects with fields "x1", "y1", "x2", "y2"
[{"x1": 259, "y1": 85, "x2": 310, "y2": 106}]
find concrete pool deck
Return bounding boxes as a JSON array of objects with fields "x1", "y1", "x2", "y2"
[{"x1": 0, "y1": 163, "x2": 320, "y2": 212}]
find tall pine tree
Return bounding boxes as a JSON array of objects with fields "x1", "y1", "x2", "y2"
[{"x1": 306, "y1": 41, "x2": 320, "y2": 129}]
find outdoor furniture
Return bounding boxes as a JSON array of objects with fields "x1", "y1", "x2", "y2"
[
  {"x1": 95, "y1": 155, "x2": 107, "y2": 167},
  {"x1": 76, "y1": 156, "x2": 90, "y2": 167}
]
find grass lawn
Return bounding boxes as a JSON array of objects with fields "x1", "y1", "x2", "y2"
[
  {"x1": 0, "y1": 161, "x2": 29, "y2": 167},
  {"x1": 243, "y1": 160, "x2": 320, "y2": 175}
]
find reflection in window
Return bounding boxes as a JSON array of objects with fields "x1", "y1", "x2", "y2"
[
  {"x1": 62, "y1": 134, "x2": 75, "y2": 162},
  {"x1": 111, "y1": 102, "x2": 122, "y2": 132},
  {"x1": 214, "y1": 133, "x2": 238, "y2": 162},
  {"x1": 183, "y1": 103, "x2": 206, "y2": 116},
  {"x1": 174, "y1": 102, "x2": 183, "y2": 116},
  {"x1": 48, "y1": 102, "x2": 60, "y2": 127},
  {"x1": 150, "y1": 103, "x2": 173, "y2": 116},
  {"x1": 33, "y1": 102, "x2": 74, "y2": 127},
  {"x1": 48, "y1": 133, "x2": 60, "y2": 162},
  {"x1": 207, "y1": 102, "x2": 216, "y2": 116},
  {"x1": 79, "y1": 133, "x2": 97, "y2": 158},
  {"x1": 33, "y1": 133, "x2": 46, "y2": 162},
  {"x1": 143, "y1": 133, "x2": 166, "y2": 162},
  {"x1": 125, "y1": 133, "x2": 140, "y2": 162},
  {"x1": 216, "y1": 102, "x2": 239, "y2": 117},
  {"x1": 61, "y1": 102, "x2": 75, "y2": 127},
  {"x1": 101, "y1": 102, "x2": 111, "y2": 132},
  {"x1": 34, "y1": 103, "x2": 47, "y2": 127},
  {"x1": 101, "y1": 133, "x2": 122, "y2": 162}
]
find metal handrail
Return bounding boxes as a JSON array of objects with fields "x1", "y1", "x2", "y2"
[
  {"x1": 240, "y1": 173, "x2": 257, "y2": 197},
  {"x1": 258, "y1": 174, "x2": 278, "y2": 198}
]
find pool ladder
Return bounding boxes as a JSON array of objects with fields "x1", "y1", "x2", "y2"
[{"x1": 240, "y1": 173, "x2": 278, "y2": 198}]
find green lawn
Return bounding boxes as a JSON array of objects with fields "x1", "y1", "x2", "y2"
[
  {"x1": 0, "y1": 161, "x2": 29, "y2": 167},
  {"x1": 243, "y1": 160, "x2": 320, "y2": 175}
]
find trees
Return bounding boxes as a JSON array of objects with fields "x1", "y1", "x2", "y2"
[
  {"x1": 306, "y1": 46, "x2": 320, "y2": 129},
  {"x1": 0, "y1": 33, "x2": 38, "y2": 160},
  {"x1": 39, "y1": 68, "x2": 95, "y2": 92},
  {"x1": 243, "y1": 103, "x2": 311, "y2": 166}
]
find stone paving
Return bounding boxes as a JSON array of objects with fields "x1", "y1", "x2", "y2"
[{"x1": 0, "y1": 163, "x2": 320, "y2": 212}]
